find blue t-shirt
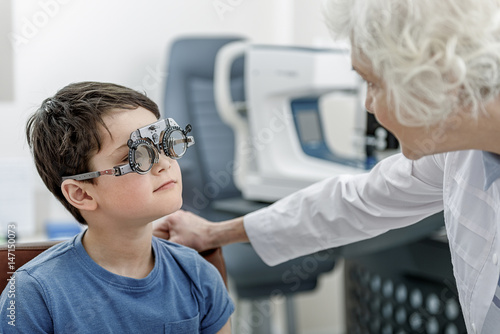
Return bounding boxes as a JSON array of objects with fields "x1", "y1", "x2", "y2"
[{"x1": 0, "y1": 232, "x2": 234, "y2": 333}]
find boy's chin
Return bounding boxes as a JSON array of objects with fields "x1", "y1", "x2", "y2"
[
  {"x1": 165, "y1": 199, "x2": 183, "y2": 216},
  {"x1": 174, "y1": 199, "x2": 183, "y2": 212}
]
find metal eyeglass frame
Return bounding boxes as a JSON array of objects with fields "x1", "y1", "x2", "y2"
[{"x1": 61, "y1": 118, "x2": 194, "y2": 182}]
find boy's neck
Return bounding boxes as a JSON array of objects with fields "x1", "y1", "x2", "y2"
[{"x1": 82, "y1": 223, "x2": 155, "y2": 279}]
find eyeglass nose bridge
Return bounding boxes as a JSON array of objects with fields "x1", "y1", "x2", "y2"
[{"x1": 131, "y1": 119, "x2": 164, "y2": 144}]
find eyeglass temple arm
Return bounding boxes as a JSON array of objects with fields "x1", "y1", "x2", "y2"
[
  {"x1": 61, "y1": 163, "x2": 134, "y2": 182},
  {"x1": 61, "y1": 168, "x2": 117, "y2": 181}
]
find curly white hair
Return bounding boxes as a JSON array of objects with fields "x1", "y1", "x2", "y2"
[{"x1": 324, "y1": 0, "x2": 500, "y2": 126}]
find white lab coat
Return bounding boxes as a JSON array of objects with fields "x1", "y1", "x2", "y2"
[{"x1": 244, "y1": 150, "x2": 500, "y2": 333}]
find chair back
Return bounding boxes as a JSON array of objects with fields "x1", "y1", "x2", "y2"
[{"x1": 163, "y1": 36, "x2": 245, "y2": 220}]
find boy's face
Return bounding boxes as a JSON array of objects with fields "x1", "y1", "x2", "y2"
[{"x1": 88, "y1": 107, "x2": 183, "y2": 224}]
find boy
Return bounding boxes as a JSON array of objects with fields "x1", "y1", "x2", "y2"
[{"x1": 0, "y1": 82, "x2": 233, "y2": 333}]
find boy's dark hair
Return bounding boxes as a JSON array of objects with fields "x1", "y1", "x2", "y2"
[{"x1": 26, "y1": 82, "x2": 161, "y2": 225}]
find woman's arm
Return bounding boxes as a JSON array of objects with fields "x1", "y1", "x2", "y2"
[
  {"x1": 153, "y1": 210, "x2": 248, "y2": 252},
  {"x1": 155, "y1": 153, "x2": 445, "y2": 265}
]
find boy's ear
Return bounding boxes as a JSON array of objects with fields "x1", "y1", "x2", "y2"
[{"x1": 61, "y1": 180, "x2": 97, "y2": 211}]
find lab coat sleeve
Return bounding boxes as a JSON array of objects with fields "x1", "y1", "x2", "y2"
[{"x1": 243, "y1": 153, "x2": 445, "y2": 266}]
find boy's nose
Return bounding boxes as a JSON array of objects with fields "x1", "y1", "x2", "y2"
[{"x1": 152, "y1": 154, "x2": 172, "y2": 174}]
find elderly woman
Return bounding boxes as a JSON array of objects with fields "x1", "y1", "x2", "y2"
[{"x1": 155, "y1": 0, "x2": 500, "y2": 332}]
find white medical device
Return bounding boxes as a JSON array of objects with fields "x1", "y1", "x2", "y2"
[{"x1": 214, "y1": 42, "x2": 393, "y2": 202}]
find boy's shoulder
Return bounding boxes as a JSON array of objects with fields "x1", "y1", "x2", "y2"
[
  {"x1": 16, "y1": 236, "x2": 78, "y2": 276},
  {"x1": 152, "y1": 237, "x2": 218, "y2": 278},
  {"x1": 153, "y1": 236, "x2": 200, "y2": 262}
]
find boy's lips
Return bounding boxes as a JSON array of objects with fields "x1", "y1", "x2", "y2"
[{"x1": 154, "y1": 180, "x2": 176, "y2": 192}]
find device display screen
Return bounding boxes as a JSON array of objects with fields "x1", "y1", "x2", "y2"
[{"x1": 297, "y1": 110, "x2": 322, "y2": 143}]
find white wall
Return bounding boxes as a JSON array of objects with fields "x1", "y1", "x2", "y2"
[
  {"x1": 0, "y1": 0, "x2": 14, "y2": 101},
  {"x1": 4, "y1": 0, "x2": 300, "y2": 159}
]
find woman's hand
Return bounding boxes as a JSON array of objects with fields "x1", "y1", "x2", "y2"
[
  {"x1": 153, "y1": 210, "x2": 214, "y2": 252},
  {"x1": 153, "y1": 210, "x2": 248, "y2": 251}
]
